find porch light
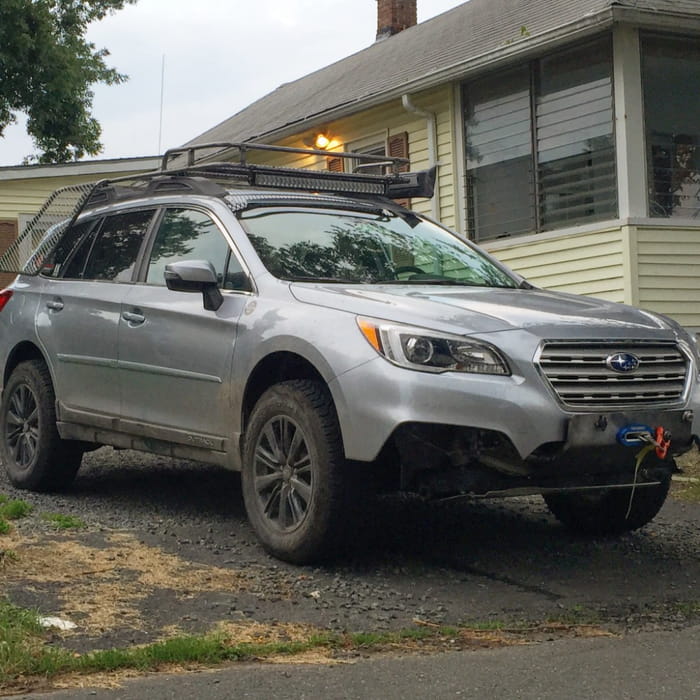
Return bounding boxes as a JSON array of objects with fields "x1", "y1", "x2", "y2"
[{"x1": 314, "y1": 133, "x2": 340, "y2": 150}]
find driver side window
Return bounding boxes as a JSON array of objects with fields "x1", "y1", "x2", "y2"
[{"x1": 146, "y1": 208, "x2": 241, "y2": 287}]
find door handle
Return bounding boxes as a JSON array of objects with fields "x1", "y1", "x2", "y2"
[
  {"x1": 122, "y1": 310, "x2": 145, "y2": 325},
  {"x1": 46, "y1": 299, "x2": 64, "y2": 311}
]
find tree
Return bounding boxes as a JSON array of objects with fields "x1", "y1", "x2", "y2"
[{"x1": 0, "y1": 0, "x2": 136, "y2": 164}]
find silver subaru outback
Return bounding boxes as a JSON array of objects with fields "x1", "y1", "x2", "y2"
[{"x1": 1, "y1": 143, "x2": 698, "y2": 563}]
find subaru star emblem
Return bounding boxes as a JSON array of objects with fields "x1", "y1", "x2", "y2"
[{"x1": 606, "y1": 352, "x2": 640, "y2": 373}]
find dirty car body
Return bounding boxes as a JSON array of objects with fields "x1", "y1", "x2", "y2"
[{"x1": 0, "y1": 143, "x2": 699, "y2": 563}]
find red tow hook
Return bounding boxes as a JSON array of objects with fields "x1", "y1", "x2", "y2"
[{"x1": 655, "y1": 426, "x2": 671, "y2": 459}]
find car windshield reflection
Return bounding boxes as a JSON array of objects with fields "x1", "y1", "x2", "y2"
[{"x1": 239, "y1": 208, "x2": 517, "y2": 288}]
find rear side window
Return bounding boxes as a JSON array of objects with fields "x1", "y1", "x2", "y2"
[
  {"x1": 41, "y1": 219, "x2": 97, "y2": 278},
  {"x1": 146, "y1": 208, "x2": 235, "y2": 287},
  {"x1": 81, "y1": 210, "x2": 155, "y2": 282},
  {"x1": 61, "y1": 221, "x2": 101, "y2": 279}
]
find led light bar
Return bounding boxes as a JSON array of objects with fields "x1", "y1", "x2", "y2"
[{"x1": 253, "y1": 171, "x2": 386, "y2": 195}]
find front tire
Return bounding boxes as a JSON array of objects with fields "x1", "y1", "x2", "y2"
[
  {"x1": 544, "y1": 477, "x2": 671, "y2": 536},
  {"x1": 241, "y1": 380, "x2": 350, "y2": 564},
  {"x1": 0, "y1": 360, "x2": 83, "y2": 492}
]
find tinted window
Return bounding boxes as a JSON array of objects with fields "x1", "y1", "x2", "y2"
[
  {"x1": 146, "y1": 209, "x2": 235, "y2": 287},
  {"x1": 61, "y1": 221, "x2": 100, "y2": 279},
  {"x1": 42, "y1": 219, "x2": 97, "y2": 278},
  {"x1": 240, "y1": 208, "x2": 516, "y2": 288},
  {"x1": 82, "y1": 210, "x2": 154, "y2": 282}
]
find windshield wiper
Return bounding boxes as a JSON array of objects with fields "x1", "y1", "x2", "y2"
[
  {"x1": 379, "y1": 279, "x2": 517, "y2": 288},
  {"x1": 282, "y1": 275, "x2": 358, "y2": 284},
  {"x1": 379, "y1": 278, "x2": 479, "y2": 286}
]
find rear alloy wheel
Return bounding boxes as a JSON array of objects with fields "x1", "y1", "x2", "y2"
[
  {"x1": 242, "y1": 380, "x2": 350, "y2": 564},
  {"x1": 544, "y1": 477, "x2": 671, "y2": 536},
  {"x1": 0, "y1": 360, "x2": 83, "y2": 491}
]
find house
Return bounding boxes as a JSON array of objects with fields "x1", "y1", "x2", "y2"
[
  {"x1": 0, "y1": 156, "x2": 159, "y2": 287},
  {"x1": 187, "y1": 0, "x2": 700, "y2": 331}
]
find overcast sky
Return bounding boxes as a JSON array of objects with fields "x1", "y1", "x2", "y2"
[{"x1": 0, "y1": 0, "x2": 464, "y2": 166}]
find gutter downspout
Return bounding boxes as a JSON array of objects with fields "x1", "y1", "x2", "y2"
[{"x1": 401, "y1": 94, "x2": 439, "y2": 220}]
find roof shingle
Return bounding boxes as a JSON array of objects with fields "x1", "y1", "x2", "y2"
[{"x1": 188, "y1": 0, "x2": 700, "y2": 146}]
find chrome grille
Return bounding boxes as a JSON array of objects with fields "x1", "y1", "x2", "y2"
[{"x1": 537, "y1": 341, "x2": 689, "y2": 408}]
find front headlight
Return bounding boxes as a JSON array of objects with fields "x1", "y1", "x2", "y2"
[{"x1": 357, "y1": 317, "x2": 510, "y2": 375}]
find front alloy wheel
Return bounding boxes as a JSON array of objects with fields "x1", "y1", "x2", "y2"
[
  {"x1": 252, "y1": 415, "x2": 314, "y2": 532},
  {"x1": 242, "y1": 380, "x2": 350, "y2": 564}
]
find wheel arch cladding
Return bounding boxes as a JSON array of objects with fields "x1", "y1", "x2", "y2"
[{"x1": 241, "y1": 351, "x2": 331, "y2": 435}]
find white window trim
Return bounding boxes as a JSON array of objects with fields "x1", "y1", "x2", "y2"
[
  {"x1": 613, "y1": 24, "x2": 647, "y2": 219},
  {"x1": 348, "y1": 131, "x2": 390, "y2": 154},
  {"x1": 452, "y1": 82, "x2": 467, "y2": 237},
  {"x1": 347, "y1": 132, "x2": 389, "y2": 173}
]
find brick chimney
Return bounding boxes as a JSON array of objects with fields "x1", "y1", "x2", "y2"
[{"x1": 376, "y1": 0, "x2": 417, "y2": 41}]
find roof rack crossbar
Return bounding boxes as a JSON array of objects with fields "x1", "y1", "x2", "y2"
[{"x1": 161, "y1": 142, "x2": 409, "y2": 174}]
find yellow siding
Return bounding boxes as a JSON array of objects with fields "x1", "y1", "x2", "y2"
[
  {"x1": 252, "y1": 85, "x2": 457, "y2": 228},
  {"x1": 485, "y1": 228, "x2": 627, "y2": 302},
  {"x1": 0, "y1": 170, "x2": 148, "y2": 221},
  {"x1": 636, "y1": 224, "x2": 700, "y2": 329}
]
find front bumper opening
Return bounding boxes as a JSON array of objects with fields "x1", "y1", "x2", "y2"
[{"x1": 390, "y1": 421, "x2": 683, "y2": 501}]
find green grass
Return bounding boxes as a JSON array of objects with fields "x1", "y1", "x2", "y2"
[
  {"x1": 670, "y1": 601, "x2": 700, "y2": 617},
  {"x1": 0, "y1": 549, "x2": 17, "y2": 564},
  {"x1": 0, "y1": 598, "x2": 334, "y2": 689},
  {"x1": 42, "y1": 513, "x2": 86, "y2": 530},
  {"x1": 674, "y1": 447, "x2": 700, "y2": 503},
  {"x1": 0, "y1": 600, "x2": 72, "y2": 683},
  {"x1": 0, "y1": 496, "x2": 33, "y2": 537},
  {"x1": 2, "y1": 598, "x2": 697, "y2": 692},
  {"x1": 548, "y1": 604, "x2": 601, "y2": 627},
  {"x1": 1, "y1": 500, "x2": 32, "y2": 521},
  {"x1": 0, "y1": 601, "x2": 511, "y2": 690},
  {"x1": 0, "y1": 495, "x2": 89, "y2": 533}
]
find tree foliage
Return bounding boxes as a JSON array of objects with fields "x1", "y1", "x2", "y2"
[{"x1": 0, "y1": 0, "x2": 137, "y2": 163}]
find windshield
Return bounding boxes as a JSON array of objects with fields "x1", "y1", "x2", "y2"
[{"x1": 239, "y1": 207, "x2": 517, "y2": 287}]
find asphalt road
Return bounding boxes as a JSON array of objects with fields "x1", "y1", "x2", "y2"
[{"x1": 15, "y1": 624, "x2": 700, "y2": 699}]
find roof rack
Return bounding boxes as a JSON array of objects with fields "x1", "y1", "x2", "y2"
[
  {"x1": 160, "y1": 141, "x2": 408, "y2": 173},
  {"x1": 0, "y1": 143, "x2": 436, "y2": 277},
  {"x1": 154, "y1": 142, "x2": 436, "y2": 200}
]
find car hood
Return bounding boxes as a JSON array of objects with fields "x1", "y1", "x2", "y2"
[{"x1": 289, "y1": 284, "x2": 676, "y2": 339}]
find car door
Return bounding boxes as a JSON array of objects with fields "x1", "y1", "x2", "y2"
[
  {"x1": 118, "y1": 206, "x2": 250, "y2": 449},
  {"x1": 36, "y1": 209, "x2": 156, "y2": 425}
]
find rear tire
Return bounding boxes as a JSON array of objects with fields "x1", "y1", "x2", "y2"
[
  {"x1": 0, "y1": 360, "x2": 83, "y2": 492},
  {"x1": 544, "y1": 477, "x2": 671, "y2": 536},
  {"x1": 241, "y1": 380, "x2": 351, "y2": 564}
]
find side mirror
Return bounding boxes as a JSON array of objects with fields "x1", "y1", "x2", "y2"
[{"x1": 164, "y1": 260, "x2": 223, "y2": 311}]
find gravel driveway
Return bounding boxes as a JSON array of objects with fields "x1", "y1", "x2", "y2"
[{"x1": 2, "y1": 447, "x2": 700, "y2": 653}]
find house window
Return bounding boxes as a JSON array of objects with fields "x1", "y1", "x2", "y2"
[
  {"x1": 340, "y1": 133, "x2": 411, "y2": 208},
  {"x1": 643, "y1": 35, "x2": 700, "y2": 219},
  {"x1": 464, "y1": 37, "x2": 617, "y2": 241},
  {"x1": 464, "y1": 67, "x2": 535, "y2": 240},
  {"x1": 353, "y1": 142, "x2": 388, "y2": 175},
  {"x1": 335, "y1": 133, "x2": 410, "y2": 175}
]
